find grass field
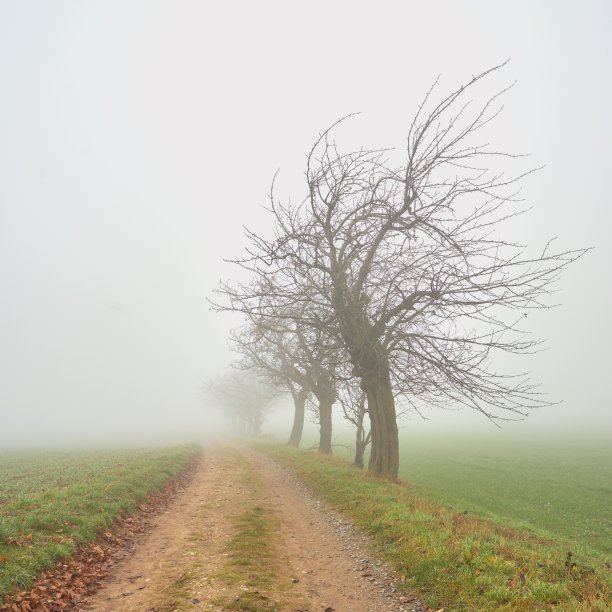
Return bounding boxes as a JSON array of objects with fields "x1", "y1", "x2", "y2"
[
  {"x1": 0, "y1": 446, "x2": 198, "y2": 601},
  {"x1": 259, "y1": 442, "x2": 610, "y2": 611},
  {"x1": 324, "y1": 431, "x2": 611, "y2": 561},
  {"x1": 396, "y1": 436, "x2": 611, "y2": 560}
]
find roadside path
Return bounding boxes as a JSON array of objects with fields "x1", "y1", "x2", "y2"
[{"x1": 83, "y1": 445, "x2": 423, "y2": 612}]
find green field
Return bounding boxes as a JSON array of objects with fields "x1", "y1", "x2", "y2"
[
  {"x1": 0, "y1": 446, "x2": 198, "y2": 601},
  {"x1": 396, "y1": 436, "x2": 611, "y2": 560},
  {"x1": 325, "y1": 430, "x2": 611, "y2": 561}
]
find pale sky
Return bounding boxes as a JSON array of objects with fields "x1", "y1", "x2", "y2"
[{"x1": 0, "y1": 1, "x2": 610, "y2": 445}]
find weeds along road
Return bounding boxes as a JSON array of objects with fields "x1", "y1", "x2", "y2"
[{"x1": 84, "y1": 445, "x2": 423, "y2": 612}]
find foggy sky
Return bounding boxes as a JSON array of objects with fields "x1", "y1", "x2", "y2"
[{"x1": 1, "y1": 1, "x2": 610, "y2": 446}]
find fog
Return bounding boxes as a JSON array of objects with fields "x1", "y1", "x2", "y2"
[{"x1": 1, "y1": 1, "x2": 610, "y2": 448}]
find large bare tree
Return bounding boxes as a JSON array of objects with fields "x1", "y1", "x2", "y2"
[{"x1": 217, "y1": 64, "x2": 586, "y2": 479}]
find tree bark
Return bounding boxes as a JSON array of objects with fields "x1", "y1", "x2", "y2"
[
  {"x1": 288, "y1": 387, "x2": 307, "y2": 447},
  {"x1": 318, "y1": 399, "x2": 333, "y2": 454},
  {"x1": 354, "y1": 435, "x2": 366, "y2": 468},
  {"x1": 353, "y1": 395, "x2": 368, "y2": 468},
  {"x1": 361, "y1": 361, "x2": 399, "y2": 480}
]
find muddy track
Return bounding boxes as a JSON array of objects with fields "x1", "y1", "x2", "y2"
[{"x1": 82, "y1": 445, "x2": 424, "y2": 612}]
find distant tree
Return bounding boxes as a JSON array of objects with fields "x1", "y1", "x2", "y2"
[
  {"x1": 230, "y1": 318, "x2": 310, "y2": 447},
  {"x1": 205, "y1": 370, "x2": 278, "y2": 436},
  {"x1": 336, "y1": 381, "x2": 370, "y2": 468},
  {"x1": 217, "y1": 63, "x2": 586, "y2": 479},
  {"x1": 231, "y1": 304, "x2": 340, "y2": 453}
]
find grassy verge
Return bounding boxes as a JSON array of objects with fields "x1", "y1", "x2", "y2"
[
  {"x1": 0, "y1": 446, "x2": 199, "y2": 601},
  {"x1": 256, "y1": 442, "x2": 610, "y2": 611}
]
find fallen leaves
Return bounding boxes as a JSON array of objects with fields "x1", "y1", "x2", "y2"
[
  {"x1": 4, "y1": 533, "x2": 34, "y2": 548},
  {"x1": 506, "y1": 571, "x2": 527, "y2": 590}
]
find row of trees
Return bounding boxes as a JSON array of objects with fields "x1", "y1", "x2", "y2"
[
  {"x1": 212, "y1": 64, "x2": 584, "y2": 480},
  {"x1": 206, "y1": 370, "x2": 278, "y2": 436}
]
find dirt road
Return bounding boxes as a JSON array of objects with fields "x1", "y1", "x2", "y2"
[{"x1": 83, "y1": 445, "x2": 423, "y2": 612}]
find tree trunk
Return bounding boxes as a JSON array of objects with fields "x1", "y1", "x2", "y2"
[
  {"x1": 353, "y1": 394, "x2": 368, "y2": 468},
  {"x1": 288, "y1": 387, "x2": 307, "y2": 447},
  {"x1": 362, "y1": 363, "x2": 399, "y2": 480},
  {"x1": 318, "y1": 399, "x2": 333, "y2": 454},
  {"x1": 354, "y1": 435, "x2": 366, "y2": 468}
]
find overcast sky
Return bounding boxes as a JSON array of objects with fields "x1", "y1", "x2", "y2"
[{"x1": 1, "y1": 1, "x2": 610, "y2": 445}]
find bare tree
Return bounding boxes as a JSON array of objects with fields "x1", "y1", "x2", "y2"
[
  {"x1": 231, "y1": 305, "x2": 340, "y2": 453},
  {"x1": 336, "y1": 381, "x2": 370, "y2": 468},
  {"x1": 230, "y1": 318, "x2": 311, "y2": 447},
  {"x1": 205, "y1": 370, "x2": 278, "y2": 436},
  {"x1": 217, "y1": 63, "x2": 587, "y2": 479}
]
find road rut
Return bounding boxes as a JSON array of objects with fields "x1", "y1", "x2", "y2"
[{"x1": 84, "y1": 445, "x2": 423, "y2": 612}]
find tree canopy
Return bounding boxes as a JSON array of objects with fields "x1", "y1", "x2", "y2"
[{"x1": 215, "y1": 64, "x2": 586, "y2": 479}]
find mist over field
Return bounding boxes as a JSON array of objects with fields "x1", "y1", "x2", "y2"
[
  {"x1": 2, "y1": 5, "x2": 612, "y2": 611},
  {"x1": 1, "y1": 0, "x2": 610, "y2": 449}
]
